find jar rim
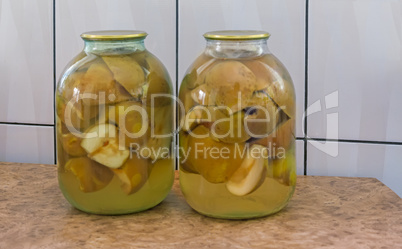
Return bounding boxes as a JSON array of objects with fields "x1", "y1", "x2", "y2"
[
  {"x1": 203, "y1": 30, "x2": 270, "y2": 40},
  {"x1": 81, "y1": 30, "x2": 148, "y2": 41}
]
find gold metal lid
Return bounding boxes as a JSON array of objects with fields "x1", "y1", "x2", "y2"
[
  {"x1": 81, "y1": 30, "x2": 148, "y2": 41},
  {"x1": 203, "y1": 30, "x2": 270, "y2": 40}
]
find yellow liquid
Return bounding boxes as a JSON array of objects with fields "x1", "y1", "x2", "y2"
[
  {"x1": 180, "y1": 169, "x2": 295, "y2": 219},
  {"x1": 59, "y1": 159, "x2": 174, "y2": 215},
  {"x1": 55, "y1": 45, "x2": 175, "y2": 215}
]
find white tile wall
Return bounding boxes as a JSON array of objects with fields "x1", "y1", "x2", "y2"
[
  {"x1": 0, "y1": 124, "x2": 54, "y2": 164},
  {"x1": 179, "y1": 0, "x2": 306, "y2": 138},
  {"x1": 0, "y1": 0, "x2": 400, "y2": 198},
  {"x1": 308, "y1": 141, "x2": 402, "y2": 197},
  {"x1": 55, "y1": 0, "x2": 176, "y2": 88},
  {"x1": 0, "y1": 0, "x2": 53, "y2": 124},
  {"x1": 296, "y1": 140, "x2": 304, "y2": 175},
  {"x1": 308, "y1": 0, "x2": 402, "y2": 142}
]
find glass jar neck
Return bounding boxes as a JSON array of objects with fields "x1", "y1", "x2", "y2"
[
  {"x1": 205, "y1": 38, "x2": 269, "y2": 58},
  {"x1": 83, "y1": 39, "x2": 146, "y2": 55}
]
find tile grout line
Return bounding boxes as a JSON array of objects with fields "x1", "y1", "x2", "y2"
[
  {"x1": 53, "y1": 0, "x2": 57, "y2": 165},
  {"x1": 303, "y1": 0, "x2": 309, "y2": 176},
  {"x1": 175, "y1": 0, "x2": 179, "y2": 92},
  {"x1": 284, "y1": 137, "x2": 402, "y2": 146},
  {"x1": 0, "y1": 122, "x2": 54, "y2": 127},
  {"x1": 2, "y1": 120, "x2": 400, "y2": 145},
  {"x1": 307, "y1": 138, "x2": 402, "y2": 146},
  {"x1": 175, "y1": 0, "x2": 179, "y2": 170}
]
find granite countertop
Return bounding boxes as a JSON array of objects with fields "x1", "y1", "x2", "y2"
[{"x1": 0, "y1": 162, "x2": 401, "y2": 248}]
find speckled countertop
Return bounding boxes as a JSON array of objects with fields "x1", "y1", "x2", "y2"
[{"x1": 0, "y1": 162, "x2": 401, "y2": 248}]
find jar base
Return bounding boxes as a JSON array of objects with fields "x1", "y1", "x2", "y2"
[
  {"x1": 69, "y1": 199, "x2": 166, "y2": 216},
  {"x1": 189, "y1": 204, "x2": 289, "y2": 220},
  {"x1": 59, "y1": 162, "x2": 174, "y2": 215},
  {"x1": 179, "y1": 170, "x2": 295, "y2": 220}
]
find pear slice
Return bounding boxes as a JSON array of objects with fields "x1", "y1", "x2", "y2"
[
  {"x1": 89, "y1": 139, "x2": 129, "y2": 169},
  {"x1": 270, "y1": 150, "x2": 297, "y2": 186},
  {"x1": 265, "y1": 79, "x2": 295, "y2": 119},
  {"x1": 182, "y1": 54, "x2": 217, "y2": 90},
  {"x1": 108, "y1": 101, "x2": 149, "y2": 148},
  {"x1": 258, "y1": 54, "x2": 295, "y2": 118},
  {"x1": 141, "y1": 55, "x2": 172, "y2": 107},
  {"x1": 60, "y1": 60, "x2": 134, "y2": 106},
  {"x1": 205, "y1": 61, "x2": 257, "y2": 112},
  {"x1": 181, "y1": 105, "x2": 229, "y2": 132},
  {"x1": 141, "y1": 105, "x2": 174, "y2": 161},
  {"x1": 244, "y1": 91, "x2": 287, "y2": 138},
  {"x1": 190, "y1": 84, "x2": 217, "y2": 106},
  {"x1": 211, "y1": 111, "x2": 251, "y2": 143},
  {"x1": 111, "y1": 155, "x2": 148, "y2": 195},
  {"x1": 226, "y1": 144, "x2": 268, "y2": 196},
  {"x1": 78, "y1": 61, "x2": 133, "y2": 105},
  {"x1": 143, "y1": 71, "x2": 172, "y2": 107},
  {"x1": 56, "y1": 118, "x2": 70, "y2": 135},
  {"x1": 179, "y1": 88, "x2": 196, "y2": 113},
  {"x1": 186, "y1": 125, "x2": 245, "y2": 183},
  {"x1": 61, "y1": 132, "x2": 87, "y2": 157},
  {"x1": 242, "y1": 60, "x2": 273, "y2": 91},
  {"x1": 252, "y1": 118, "x2": 295, "y2": 157},
  {"x1": 65, "y1": 157, "x2": 114, "y2": 193},
  {"x1": 178, "y1": 131, "x2": 198, "y2": 174},
  {"x1": 60, "y1": 70, "x2": 86, "y2": 101},
  {"x1": 142, "y1": 136, "x2": 171, "y2": 161},
  {"x1": 56, "y1": 96, "x2": 98, "y2": 132},
  {"x1": 182, "y1": 68, "x2": 199, "y2": 90},
  {"x1": 81, "y1": 124, "x2": 129, "y2": 169},
  {"x1": 102, "y1": 55, "x2": 145, "y2": 98}
]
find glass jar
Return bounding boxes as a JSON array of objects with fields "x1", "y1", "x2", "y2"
[
  {"x1": 56, "y1": 31, "x2": 174, "y2": 214},
  {"x1": 178, "y1": 30, "x2": 296, "y2": 219}
]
